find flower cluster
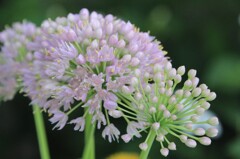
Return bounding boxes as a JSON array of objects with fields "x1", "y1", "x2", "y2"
[
  {"x1": 22, "y1": 8, "x2": 167, "y2": 141},
  {"x1": 120, "y1": 62, "x2": 219, "y2": 156},
  {"x1": 0, "y1": 8, "x2": 219, "y2": 158},
  {"x1": 0, "y1": 21, "x2": 38, "y2": 101}
]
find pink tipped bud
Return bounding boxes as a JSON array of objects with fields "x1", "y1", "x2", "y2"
[
  {"x1": 130, "y1": 57, "x2": 140, "y2": 66},
  {"x1": 149, "y1": 106, "x2": 156, "y2": 114},
  {"x1": 208, "y1": 117, "x2": 219, "y2": 126},
  {"x1": 121, "y1": 134, "x2": 132, "y2": 143},
  {"x1": 158, "y1": 104, "x2": 166, "y2": 111},
  {"x1": 192, "y1": 88, "x2": 202, "y2": 97},
  {"x1": 177, "y1": 66, "x2": 185, "y2": 75},
  {"x1": 168, "y1": 142, "x2": 176, "y2": 150},
  {"x1": 206, "y1": 127, "x2": 218, "y2": 137},
  {"x1": 131, "y1": 77, "x2": 138, "y2": 86},
  {"x1": 194, "y1": 128, "x2": 205, "y2": 136},
  {"x1": 156, "y1": 134, "x2": 164, "y2": 142},
  {"x1": 201, "y1": 101, "x2": 210, "y2": 110},
  {"x1": 163, "y1": 110, "x2": 171, "y2": 118},
  {"x1": 108, "y1": 110, "x2": 123, "y2": 118},
  {"x1": 188, "y1": 69, "x2": 197, "y2": 79},
  {"x1": 184, "y1": 80, "x2": 192, "y2": 88},
  {"x1": 152, "y1": 122, "x2": 160, "y2": 130},
  {"x1": 139, "y1": 142, "x2": 148, "y2": 151},
  {"x1": 207, "y1": 92, "x2": 217, "y2": 101},
  {"x1": 185, "y1": 139, "x2": 197, "y2": 148},
  {"x1": 199, "y1": 137, "x2": 211, "y2": 145},
  {"x1": 160, "y1": 148, "x2": 169, "y2": 157},
  {"x1": 76, "y1": 54, "x2": 86, "y2": 64},
  {"x1": 180, "y1": 135, "x2": 188, "y2": 143}
]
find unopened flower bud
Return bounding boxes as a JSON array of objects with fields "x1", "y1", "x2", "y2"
[
  {"x1": 158, "y1": 104, "x2": 166, "y2": 111},
  {"x1": 175, "y1": 104, "x2": 184, "y2": 111},
  {"x1": 139, "y1": 142, "x2": 148, "y2": 151},
  {"x1": 121, "y1": 134, "x2": 132, "y2": 143},
  {"x1": 76, "y1": 54, "x2": 86, "y2": 64},
  {"x1": 190, "y1": 115, "x2": 199, "y2": 122},
  {"x1": 206, "y1": 127, "x2": 218, "y2": 137},
  {"x1": 122, "y1": 86, "x2": 131, "y2": 94},
  {"x1": 156, "y1": 133, "x2": 164, "y2": 142},
  {"x1": 134, "y1": 69, "x2": 141, "y2": 77},
  {"x1": 202, "y1": 89, "x2": 210, "y2": 97},
  {"x1": 154, "y1": 63, "x2": 162, "y2": 73},
  {"x1": 191, "y1": 77, "x2": 199, "y2": 88},
  {"x1": 152, "y1": 96, "x2": 158, "y2": 103},
  {"x1": 169, "y1": 68, "x2": 177, "y2": 79},
  {"x1": 199, "y1": 137, "x2": 211, "y2": 145},
  {"x1": 94, "y1": 28, "x2": 102, "y2": 38},
  {"x1": 130, "y1": 57, "x2": 140, "y2": 66},
  {"x1": 196, "y1": 107, "x2": 205, "y2": 115},
  {"x1": 122, "y1": 54, "x2": 131, "y2": 63},
  {"x1": 199, "y1": 84, "x2": 208, "y2": 90},
  {"x1": 193, "y1": 128, "x2": 205, "y2": 136},
  {"x1": 117, "y1": 39, "x2": 126, "y2": 48},
  {"x1": 135, "y1": 92, "x2": 142, "y2": 100},
  {"x1": 168, "y1": 142, "x2": 176, "y2": 150},
  {"x1": 149, "y1": 106, "x2": 156, "y2": 114},
  {"x1": 201, "y1": 101, "x2": 210, "y2": 110},
  {"x1": 184, "y1": 80, "x2": 192, "y2": 88},
  {"x1": 164, "y1": 62, "x2": 172, "y2": 71},
  {"x1": 174, "y1": 74, "x2": 182, "y2": 83},
  {"x1": 192, "y1": 88, "x2": 202, "y2": 97},
  {"x1": 163, "y1": 110, "x2": 171, "y2": 118},
  {"x1": 188, "y1": 69, "x2": 197, "y2": 79},
  {"x1": 185, "y1": 139, "x2": 197, "y2": 148},
  {"x1": 208, "y1": 117, "x2": 219, "y2": 126},
  {"x1": 207, "y1": 92, "x2": 216, "y2": 101},
  {"x1": 106, "y1": 23, "x2": 113, "y2": 34},
  {"x1": 185, "y1": 123, "x2": 193, "y2": 130},
  {"x1": 160, "y1": 148, "x2": 169, "y2": 157},
  {"x1": 144, "y1": 85, "x2": 151, "y2": 92},
  {"x1": 177, "y1": 66, "x2": 185, "y2": 75},
  {"x1": 175, "y1": 90, "x2": 184, "y2": 97},
  {"x1": 109, "y1": 34, "x2": 118, "y2": 45},
  {"x1": 171, "y1": 115, "x2": 177, "y2": 120},
  {"x1": 109, "y1": 110, "x2": 123, "y2": 118},
  {"x1": 144, "y1": 72, "x2": 150, "y2": 79},
  {"x1": 131, "y1": 77, "x2": 138, "y2": 86},
  {"x1": 152, "y1": 122, "x2": 160, "y2": 130},
  {"x1": 180, "y1": 135, "x2": 188, "y2": 143}
]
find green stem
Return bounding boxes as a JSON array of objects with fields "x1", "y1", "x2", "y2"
[
  {"x1": 82, "y1": 110, "x2": 96, "y2": 159},
  {"x1": 33, "y1": 105, "x2": 51, "y2": 159},
  {"x1": 139, "y1": 129, "x2": 156, "y2": 159}
]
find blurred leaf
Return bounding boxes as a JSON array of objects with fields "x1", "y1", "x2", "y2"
[
  {"x1": 228, "y1": 137, "x2": 240, "y2": 159},
  {"x1": 205, "y1": 55, "x2": 240, "y2": 93},
  {"x1": 217, "y1": 101, "x2": 240, "y2": 129}
]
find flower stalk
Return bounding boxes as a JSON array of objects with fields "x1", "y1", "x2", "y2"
[
  {"x1": 82, "y1": 108, "x2": 96, "y2": 159},
  {"x1": 33, "y1": 105, "x2": 51, "y2": 159},
  {"x1": 139, "y1": 128, "x2": 156, "y2": 159}
]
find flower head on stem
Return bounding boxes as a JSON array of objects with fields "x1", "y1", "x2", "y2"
[{"x1": 120, "y1": 62, "x2": 219, "y2": 157}]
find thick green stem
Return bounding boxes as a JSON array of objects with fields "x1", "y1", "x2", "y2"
[
  {"x1": 139, "y1": 129, "x2": 156, "y2": 159},
  {"x1": 82, "y1": 110, "x2": 96, "y2": 159},
  {"x1": 33, "y1": 105, "x2": 51, "y2": 159}
]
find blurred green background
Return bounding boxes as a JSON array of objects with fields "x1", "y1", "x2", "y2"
[{"x1": 0, "y1": 0, "x2": 240, "y2": 159}]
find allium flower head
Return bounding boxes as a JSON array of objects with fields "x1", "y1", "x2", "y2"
[
  {"x1": 24, "y1": 8, "x2": 168, "y2": 141},
  {"x1": 120, "y1": 62, "x2": 219, "y2": 156},
  {"x1": 0, "y1": 21, "x2": 38, "y2": 101}
]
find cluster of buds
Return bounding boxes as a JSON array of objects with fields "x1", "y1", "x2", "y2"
[
  {"x1": 21, "y1": 8, "x2": 168, "y2": 142},
  {"x1": 120, "y1": 62, "x2": 219, "y2": 156},
  {"x1": 0, "y1": 8, "x2": 219, "y2": 157},
  {"x1": 0, "y1": 21, "x2": 38, "y2": 101}
]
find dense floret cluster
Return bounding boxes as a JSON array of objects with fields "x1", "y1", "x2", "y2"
[{"x1": 0, "y1": 9, "x2": 219, "y2": 157}]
